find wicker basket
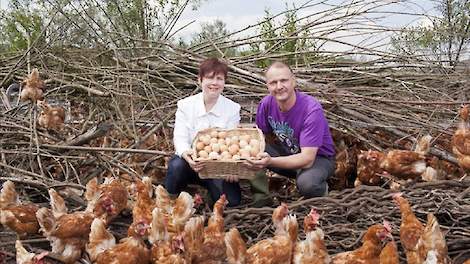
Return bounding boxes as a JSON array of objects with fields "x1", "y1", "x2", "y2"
[{"x1": 191, "y1": 126, "x2": 265, "y2": 179}]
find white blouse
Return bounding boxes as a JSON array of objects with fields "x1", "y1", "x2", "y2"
[{"x1": 173, "y1": 92, "x2": 241, "y2": 156}]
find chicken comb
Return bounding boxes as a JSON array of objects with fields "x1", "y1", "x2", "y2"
[
  {"x1": 193, "y1": 193, "x2": 203, "y2": 205},
  {"x1": 308, "y1": 208, "x2": 320, "y2": 223},
  {"x1": 383, "y1": 220, "x2": 392, "y2": 233}
]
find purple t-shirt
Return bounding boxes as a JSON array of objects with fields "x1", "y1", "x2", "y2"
[{"x1": 256, "y1": 90, "x2": 335, "y2": 157}]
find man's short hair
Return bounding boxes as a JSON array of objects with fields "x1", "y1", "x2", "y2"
[
  {"x1": 198, "y1": 58, "x2": 228, "y2": 80},
  {"x1": 265, "y1": 61, "x2": 294, "y2": 76}
]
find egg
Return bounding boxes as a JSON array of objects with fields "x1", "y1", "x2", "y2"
[
  {"x1": 211, "y1": 143, "x2": 220, "y2": 153},
  {"x1": 204, "y1": 145, "x2": 212, "y2": 153},
  {"x1": 249, "y1": 139, "x2": 260, "y2": 148},
  {"x1": 218, "y1": 131, "x2": 227, "y2": 138},
  {"x1": 228, "y1": 144, "x2": 240, "y2": 155},
  {"x1": 230, "y1": 136, "x2": 239, "y2": 145},
  {"x1": 218, "y1": 138, "x2": 225, "y2": 145},
  {"x1": 210, "y1": 137, "x2": 218, "y2": 144},
  {"x1": 219, "y1": 144, "x2": 228, "y2": 152},
  {"x1": 240, "y1": 149, "x2": 251, "y2": 159},
  {"x1": 220, "y1": 151, "x2": 232, "y2": 160},
  {"x1": 198, "y1": 150, "x2": 209, "y2": 158},
  {"x1": 201, "y1": 135, "x2": 211, "y2": 145},
  {"x1": 239, "y1": 140, "x2": 248, "y2": 148},
  {"x1": 250, "y1": 146, "x2": 260, "y2": 156},
  {"x1": 208, "y1": 151, "x2": 220, "y2": 159},
  {"x1": 196, "y1": 141, "x2": 205, "y2": 151},
  {"x1": 240, "y1": 134, "x2": 251, "y2": 142},
  {"x1": 225, "y1": 138, "x2": 231, "y2": 145},
  {"x1": 232, "y1": 154, "x2": 241, "y2": 160},
  {"x1": 210, "y1": 131, "x2": 219, "y2": 138}
]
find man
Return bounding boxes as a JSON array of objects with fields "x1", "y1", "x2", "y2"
[{"x1": 245, "y1": 61, "x2": 336, "y2": 199}]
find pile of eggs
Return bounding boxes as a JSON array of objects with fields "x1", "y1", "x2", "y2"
[{"x1": 194, "y1": 130, "x2": 261, "y2": 160}]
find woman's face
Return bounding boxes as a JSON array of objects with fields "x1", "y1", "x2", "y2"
[{"x1": 200, "y1": 72, "x2": 225, "y2": 100}]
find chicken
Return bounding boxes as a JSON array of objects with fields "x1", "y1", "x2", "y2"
[
  {"x1": 36, "y1": 189, "x2": 94, "y2": 264},
  {"x1": 463, "y1": 259, "x2": 470, "y2": 264},
  {"x1": 128, "y1": 176, "x2": 155, "y2": 238},
  {"x1": 85, "y1": 177, "x2": 128, "y2": 225},
  {"x1": 331, "y1": 221, "x2": 392, "y2": 264},
  {"x1": 20, "y1": 68, "x2": 44, "y2": 102},
  {"x1": 192, "y1": 194, "x2": 228, "y2": 263},
  {"x1": 332, "y1": 140, "x2": 351, "y2": 190},
  {"x1": 16, "y1": 240, "x2": 49, "y2": 264},
  {"x1": 0, "y1": 181, "x2": 40, "y2": 237},
  {"x1": 452, "y1": 105, "x2": 470, "y2": 174},
  {"x1": 379, "y1": 239, "x2": 399, "y2": 264},
  {"x1": 86, "y1": 218, "x2": 150, "y2": 264},
  {"x1": 293, "y1": 209, "x2": 330, "y2": 264},
  {"x1": 225, "y1": 214, "x2": 299, "y2": 264},
  {"x1": 416, "y1": 213, "x2": 450, "y2": 264},
  {"x1": 380, "y1": 135, "x2": 432, "y2": 180},
  {"x1": 393, "y1": 192, "x2": 424, "y2": 264},
  {"x1": 149, "y1": 208, "x2": 186, "y2": 264},
  {"x1": 355, "y1": 150, "x2": 386, "y2": 187},
  {"x1": 183, "y1": 216, "x2": 205, "y2": 262},
  {"x1": 37, "y1": 100, "x2": 66, "y2": 130}
]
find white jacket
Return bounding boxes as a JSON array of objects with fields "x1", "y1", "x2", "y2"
[{"x1": 173, "y1": 92, "x2": 240, "y2": 156}]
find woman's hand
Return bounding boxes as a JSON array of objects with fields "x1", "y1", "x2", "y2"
[
  {"x1": 243, "y1": 152, "x2": 271, "y2": 170},
  {"x1": 182, "y1": 150, "x2": 206, "y2": 172}
]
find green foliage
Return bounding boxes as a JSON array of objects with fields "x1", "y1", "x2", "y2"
[
  {"x1": 391, "y1": 0, "x2": 470, "y2": 65},
  {"x1": 188, "y1": 19, "x2": 237, "y2": 57}
]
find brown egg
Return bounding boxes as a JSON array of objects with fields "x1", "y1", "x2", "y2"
[
  {"x1": 220, "y1": 151, "x2": 232, "y2": 160},
  {"x1": 198, "y1": 150, "x2": 209, "y2": 159},
  {"x1": 240, "y1": 149, "x2": 251, "y2": 159},
  {"x1": 196, "y1": 141, "x2": 205, "y2": 151},
  {"x1": 239, "y1": 140, "x2": 248, "y2": 148},
  {"x1": 225, "y1": 138, "x2": 232, "y2": 145},
  {"x1": 218, "y1": 138, "x2": 226, "y2": 145},
  {"x1": 208, "y1": 151, "x2": 220, "y2": 159},
  {"x1": 210, "y1": 137, "x2": 218, "y2": 144},
  {"x1": 218, "y1": 131, "x2": 228, "y2": 138},
  {"x1": 230, "y1": 136, "x2": 239, "y2": 145},
  {"x1": 250, "y1": 146, "x2": 260, "y2": 156},
  {"x1": 210, "y1": 131, "x2": 219, "y2": 138},
  {"x1": 219, "y1": 144, "x2": 228, "y2": 152},
  {"x1": 228, "y1": 144, "x2": 240, "y2": 155},
  {"x1": 204, "y1": 145, "x2": 212, "y2": 153},
  {"x1": 240, "y1": 134, "x2": 251, "y2": 142}
]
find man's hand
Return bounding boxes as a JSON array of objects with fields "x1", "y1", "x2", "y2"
[
  {"x1": 182, "y1": 150, "x2": 206, "y2": 172},
  {"x1": 243, "y1": 152, "x2": 271, "y2": 170}
]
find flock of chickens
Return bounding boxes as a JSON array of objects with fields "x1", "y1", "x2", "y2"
[
  {"x1": 1, "y1": 177, "x2": 466, "y2": 264},
  {"x1": 334, "y1": 104, "x2": 470, "y2": 190}
]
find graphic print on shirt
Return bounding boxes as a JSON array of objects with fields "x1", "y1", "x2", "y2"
[{"x1": 268, "y1": 116, "x2": 299, "y2": 154}]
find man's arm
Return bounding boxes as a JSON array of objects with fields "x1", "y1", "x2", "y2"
[{"x1": 245, "y1": 146, "x2": 318, "y2": 170}]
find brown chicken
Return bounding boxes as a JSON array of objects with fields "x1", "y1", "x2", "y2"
[
  {"x1": 85, "y1": 177, "x2": 128, "y2": 225},
  {"x1": 128, "y1": 176, "x2": 155, "y2": 238},
  {"x1": 355, "y1": 150, "x2": 386, "y2": 187},
  {"x1": 452, "y1": 105, "x2": 470, "y2": 175},
  {"x1": 36, "y1": 189, "x2": 94, "y2": 264},
  {"x1": 225, "y1": 214, "x2": 298, "y2": 264},
  {"x1": 416, "y1": 213, "x2": 450, "y2": 264},
  {"x1": 0, "y1": 181, "x2": 40, "y2": 237},
  {"x1": 379, "y1": 239, "x2": 399, "y2": 264},
  {"x1": 393, "y1": 192, "x2": 424, "y2": 264},
  {"x1": 293, "y1": 209, "x2": 330, "y2": 264},
  {"x1": 332, "y1": 140, "x2": 351, "y2": 190},
  {"x1": 192, "y1": 194, "x2": 228, "y2": 263},
  {"x1": 16, "y1": 240, "x2": 49, "y2": 264},
  {"x1": 37, "y1": 100, "x2": 65, "y2": 130},
  {"x1": 380, "y1": 135, "x2": 432, "y2": 180},
  {"x1": 183, "y1": 216, "x2": 205, "y2": 262},
  {"x1": 86, "y1": 218, "x2": 150, "y2": 264},
  {"x1": 331, "y1": 221, "x2": 392, "y2": 264},
  {"x1": 149, "y1": 207, "x2": 186, "y2": 264},
  {"x1": 20, "y1": 68, "x2": 44, "y2": 102}
]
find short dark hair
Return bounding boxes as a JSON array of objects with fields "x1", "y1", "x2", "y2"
[
  {"x1": 198, "y1": 58, "x2": 228, "y2": 80},
  {"x1": 265, "y1": 61, "x2": 294, "y2": 76}
]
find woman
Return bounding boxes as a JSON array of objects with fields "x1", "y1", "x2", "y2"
[{"x1": 165, "y1": 58, "x2": 242, "y2": 206}]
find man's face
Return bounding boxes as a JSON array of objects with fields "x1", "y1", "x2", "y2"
[
  {"x1": 200, "y1": 72, "x2": 225, "y2": 100},
  {"x1": 265, "y1": 66, "x2": 296, "y2": 103}
]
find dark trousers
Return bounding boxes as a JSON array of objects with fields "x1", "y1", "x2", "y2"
[
  {"x1": 266, "y1": 144, "x2": 335, "y2": 198},
  {"x1": 164, "y1": 155, "x2": 241, "y2": 207}
]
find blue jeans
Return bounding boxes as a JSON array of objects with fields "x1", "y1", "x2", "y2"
[
  {"x1": 266, "y1": 144, "x2": 335, "y2": 198},
  {"x1": 164, "y1": 155, "x2": 241, "y2": 207}
]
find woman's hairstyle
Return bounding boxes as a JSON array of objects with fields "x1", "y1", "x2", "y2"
[{"x1": 198, "y1": 58, "x2": 228, "y2": 80}]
